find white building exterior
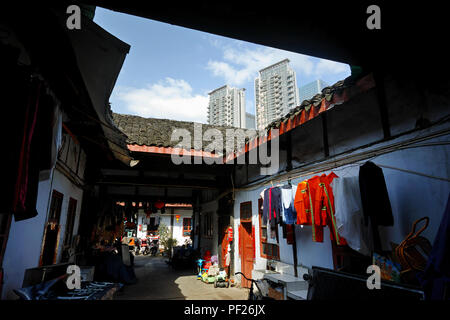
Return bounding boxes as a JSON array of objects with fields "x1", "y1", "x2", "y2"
[
  {"x1": 245, "y1": 112, "x2": 256, "y2": 129},
  {"x1": 136, "y1": 207, "x2": 193, "y2": 248},
  {"x1": 208, "y1": 85, "x2": 246, "y2": 128},
  {"x1": 2, "y1": 127, "x2": 86, "y2": 299},
  {"x1": 298, "y1": 79, "x2": 329, "y2": 102},
  {"x1": 255, "y1": 59, "x2": 300, "y2": 130}
]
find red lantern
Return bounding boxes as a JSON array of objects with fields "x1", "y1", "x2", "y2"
[
  {"x1": 154, "y1": 200, "x2": 165, "y2": 209},
  {"x1": 175, "y1": 215, "x2": 180, "y2": 223}
]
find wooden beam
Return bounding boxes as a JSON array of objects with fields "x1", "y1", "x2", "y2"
[{"x1": 96, "y1": 176, "x2": 229, "y2": 189}]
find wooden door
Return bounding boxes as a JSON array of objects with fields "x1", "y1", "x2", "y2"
[
  {"x1": 40, "y1": 190, "x2": 63, "y2": 266},
  {"x1": 240, "y1": 222, "x2": 254, "y2": 288}
]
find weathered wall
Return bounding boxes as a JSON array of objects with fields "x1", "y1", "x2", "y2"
[
  {"x1": 1, "y1": 168, "x2": 84, "y2": 299},
  {"x1": 138, "y1": 208, "x2": 193, "y2": 246},
  {"x1": 233, "y1": 129, "x2": 450, "y2": 279},
  {"x1": 2, "y1": 131, "x2": 86, "y2": 299},
  {"x1": 198, "y1": 200, "x2": 219, "y2": 257},
  {"x1": 231, "y1": 72, "x2": 450, "y2": 279}
]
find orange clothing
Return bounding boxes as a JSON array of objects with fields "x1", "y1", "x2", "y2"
[
  {"x1": 294, "y1": 172, "x2": 347, "y2": 245},
  {"x1": 319, "y1": 173, "x2": 347, "y2": 246},
  {"x1": 294, "y1": 181, "x2": 310, "y2": 225},
  {"x1": 294, "y1": 177, "x2": 324, "y2": 242}
]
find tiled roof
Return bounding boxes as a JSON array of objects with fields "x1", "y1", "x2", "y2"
[
  {"x1": 112, "y1": 73, "x2": 375, "y2": 160},
  {"x1": 223, "y1": 73, "x2": 376, "y2": 162},
  {"x1": 112, "y1": 113, "x2": 257, "y2": 154},
  {"x1": 263, "y1": 73, "x2": 376, "y2": 132}
]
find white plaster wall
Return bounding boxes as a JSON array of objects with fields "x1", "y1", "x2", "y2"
[
  {"x1": 51, "y1": 170, "x2": 83, "y2": 264},
  {"x1": 199, "y1": 200, "x2": 219, "y2": 256},
  {"x1": 233, "y1": 129, "x2": 450, "y2": 278},
  {"x1": 1, "y1": 168, "x2": 84, "y2": 299},
  {"x1": 139, "y1": 209, "x2": 193, "y2": 247},
  {"x1": 1, "y1": 172, "x2": 53, "y2": 299}
]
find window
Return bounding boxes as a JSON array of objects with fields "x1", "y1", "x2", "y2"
[
  {"x1": 240, "y1": 201, "x2": 252, "y2": 222},
  {"x1": 258, "y1": 198, "x2": 280, "y2": 260},
  {"x1": 183, "y1": 218, "x2": 192, "y2": 236},
  {"x1": 63, "y1": 198, "x2": 77, "y2": 247},
  {"x1": 203, "y1": 212, "x2": 213, "y2": 238},
  {"x1": 48, "y1": 190, "x2": 63, "y2": 224}
]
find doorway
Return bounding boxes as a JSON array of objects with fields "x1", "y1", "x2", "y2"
[
  {"x1": 40, "y1": 190, "x2": 63, "y2": 266},
  {"x1": 240, "y1": 221, "x2": 254, "y2": 288}
]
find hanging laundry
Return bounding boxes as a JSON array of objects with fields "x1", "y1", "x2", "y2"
[
  {"x1": 281, "y1": 184, "x2": 298, "y2": 225},
  {"x1": 294, "y1": 177, "x2": 324, "y2": 242},
  {"x1": 331, "y1": 176, "x2": 372, "y2": 256},
  {"x1": 11, "y1": 79, "x2": 46, "y2": 221},
  {"x1": 269, "y1": 187, "x2": 282, "y2": 228},
  {"x1": 317, "y1": 173, "x2": 347, "y2": 246},
  {"x1": 294, "y1": 172, "x2": 346, "y2": 245},
  {"x1": 262, "y1": 188, "x2": 271, "y2": 225},
  {"x1": 359, "y1": 161, "x2": 394, "y2": 252},
  {"x1": 359, "y1": 161, "x2": 394, "y2": 226}
]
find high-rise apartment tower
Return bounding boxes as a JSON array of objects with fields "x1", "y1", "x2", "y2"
[
  {"x1": 208, "y1": 85, "x2": 246, "y2": 128},
  {"x1": 255, "y1": 59, "x2": 300, "y2": 130}
]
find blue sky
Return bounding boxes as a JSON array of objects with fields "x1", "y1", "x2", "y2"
[{"x1": 94, "y1": 7, "x2": 351, "y2": 124}]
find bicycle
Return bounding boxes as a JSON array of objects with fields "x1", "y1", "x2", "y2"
[{"x1": 235, "y1": 272, "x2": 273, "y2": 300}]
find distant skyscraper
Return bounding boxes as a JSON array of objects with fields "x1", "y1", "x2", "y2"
[
  {"x1": 245, "y1": 113, "x2": 256, "y2": 129},
  {"x1": 298, "y1": 79, "x2": 329, "y2": 102},
  {"x1": 208, "y1": 85, "x2": 246, "y2": 128},
  {"x1": 255, "y1": 59, "x2": 300, "y2": 130}
]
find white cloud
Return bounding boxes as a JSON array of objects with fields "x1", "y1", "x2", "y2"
[
  {"x1": 114, "y1": 78, "x2": 209, "y2": 123},
  {"x1": 206, "y1": 43, "x2": 349, "y2": 87},
  {"x1": 314, "y1": 59, "x2": 349, "y2": 76}
]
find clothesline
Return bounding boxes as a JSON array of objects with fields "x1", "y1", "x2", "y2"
[
  {"x1": 229, "y1": 128, "x2": 450, "y2": 195},
  {"x1": 376, "y1": 164, "x2": 450, "y2": 183}
]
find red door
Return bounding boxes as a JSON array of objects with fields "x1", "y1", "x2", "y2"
[{"x1": 240, "y1": 222, "x2": 254, "y2": 288}]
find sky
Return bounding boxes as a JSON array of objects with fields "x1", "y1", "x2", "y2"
[{"x1": 94, "y1": 7, "x2": 351, "y2": 124}]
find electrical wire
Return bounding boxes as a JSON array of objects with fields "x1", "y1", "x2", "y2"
[
  {"x1": 376, "y1": 164, "x2": 450, "y2": 182},
  {"x1": 231, "y1": 127, "x2": 450, "y2": 192}
]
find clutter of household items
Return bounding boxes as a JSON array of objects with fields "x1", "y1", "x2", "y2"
[
  {"x1": 196, "y1": 250, "x2": 236, "y2": 288},
  {"x1": 256, "y1": 161, "x2": 443, "y2": 299},
  {"x1": 13, "y1": 264, "x2": 123, "y2": 300}
]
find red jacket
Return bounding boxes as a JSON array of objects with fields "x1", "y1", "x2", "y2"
[{"x1": 294, "y1": 172, "x2": 346, "y2": 245}]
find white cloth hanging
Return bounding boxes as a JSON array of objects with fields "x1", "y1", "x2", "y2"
[
  {"x1": 331, "y1": 176, "x2": 372, "y2": 256},
  {"x1": 281, "y1": 184, "x2": 297, "y2": 224}
]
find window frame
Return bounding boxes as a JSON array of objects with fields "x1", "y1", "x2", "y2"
[
  {"x1": 183, "y1": 217, "x2": 192, "y2": 237},
  {"x1": 202, "y1": 212, "x2": 213, "y2": 238},
  {"x1": 258, "y1": 198, "x2": 280, "y2": 261},
  {"x1": 63, "y1": 197, "x2": 77, "y2": 248},
  {"x1": 48, "y1": 190, "x2": 64, "y2": 224}
]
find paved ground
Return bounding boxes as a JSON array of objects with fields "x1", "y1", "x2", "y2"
[{"x1": 115, "y1": 255, "x2": 249, "y2": 300}]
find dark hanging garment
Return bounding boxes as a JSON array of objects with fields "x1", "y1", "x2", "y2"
[
  {"x1": 262, "y1": 188, "x2": 271, "y2": 225},
  {"x1": 270, "y1": 187, "x2": 282, "y2": 228},
  {"x1": 11, "y1": 78, "x2": 43, "y2": 221},
  {"x1": 358, "y1": 161, "x2": 394, "y2": 226}
]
